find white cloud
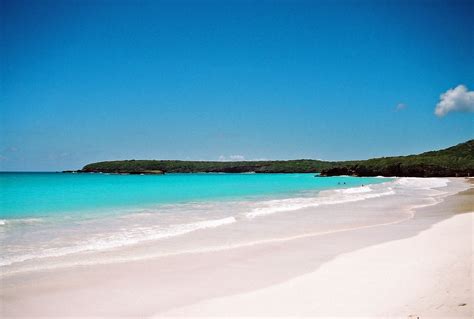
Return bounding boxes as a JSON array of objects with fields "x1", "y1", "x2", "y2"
[
  {"x1": 435, "y1": 84, "x2": 474, "y2": 117},
  {"x1": 218, "y1": 155, "x2": 245, "y2": 161},
  {"x1": 395, "y1": 103, "x2": 407, "y2": 111}
]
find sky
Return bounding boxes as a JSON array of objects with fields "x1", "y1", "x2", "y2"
[{"x1": 1, "y1": 0, "x2": 473, "y2": 171}]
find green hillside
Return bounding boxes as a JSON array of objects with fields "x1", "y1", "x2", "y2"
[
  {"x1": 322, "y1": 139, "x2": 474, "y2": 177},
  {"x1": 80, "y1": 159, "x2": 340, "y2": 174},
  {"x1": 73, "y1": 139, "x2": 474, "y2": 177}
]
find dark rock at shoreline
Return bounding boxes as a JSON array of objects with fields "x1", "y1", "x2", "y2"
[{"x1": 320, "y1": 164, "x2": 473, "y2": 178}]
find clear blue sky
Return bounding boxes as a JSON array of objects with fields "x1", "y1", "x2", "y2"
[{"x1": 1, "y1": 0, "x2": 473, "y2": 171}]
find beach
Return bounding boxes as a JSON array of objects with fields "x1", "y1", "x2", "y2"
[
  {"x1": 164, "y1": 183, "x2": 473, "y2": 318},
  {"x1": 1, "y1": 177, "x2": 472, "y2": 318},
  {"x1": 3, "y1": 0, "x2": 473, "y2": 317}
]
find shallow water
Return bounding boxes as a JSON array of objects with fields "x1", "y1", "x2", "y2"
[
  {"x1": 0, "y1": 172, "x2": 390, "y2": 269},
  {"x1": 0, "y1": 172, "x2": 387, "y2": 218}
]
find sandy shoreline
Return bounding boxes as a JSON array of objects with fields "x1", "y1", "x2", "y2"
[
  {"x1": 1, "y1": 178, "x2": 472, "y2": 318},
  {"x1": 164, "y1": 184, "x2": 473, "y2": 318}
]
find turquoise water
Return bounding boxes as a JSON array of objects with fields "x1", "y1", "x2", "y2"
[
  {"x1": 0, "y1": 172, "x2": 389, "y2": 219},
  {"x1": 1, "y1": 172, "x2": 395, "y2": 269}
]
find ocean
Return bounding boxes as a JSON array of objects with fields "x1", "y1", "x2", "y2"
[{"x1": 0, "y1": 172, "x2": 394, "y2": 273}]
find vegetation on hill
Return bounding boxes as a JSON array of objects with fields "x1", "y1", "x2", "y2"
[
  {"x1": 73, "y1": 140, "x2": 474, "y2": 177},
  {"x1": 79, "y1": 159, "x2": 340, "y2": 174},
  {"x1": 322, "y1": 139, "x2": 474, "y2": 177}
]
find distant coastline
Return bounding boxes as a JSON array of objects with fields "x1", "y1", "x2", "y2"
[{"x1": 66, "y1": 140, "x2": 473, "y2": 177}]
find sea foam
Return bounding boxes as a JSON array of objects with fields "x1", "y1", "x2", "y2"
[
  {"x1": 246, "y1": 185, "x2": 396, "y2": 218},
  {"x1": 394, "y1": 177, "x2": 450, "y2": 189},
  {"x1": 246, "y1": 177, "x2": 451, "y2": 219},
  {"x1": 0, "y1": 216, "x2": 236, "y2": 267}
]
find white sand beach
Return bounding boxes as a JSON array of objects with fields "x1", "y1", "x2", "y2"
[
  {"x1": 1, "y1": 178, "x2": 472, "y2": 318},
  {"x1": 3, "y1": 0, "x2": 473, "y2": 316},
  {"x1": 163, "y1": 202, "x2": 473, "y2": 318}
]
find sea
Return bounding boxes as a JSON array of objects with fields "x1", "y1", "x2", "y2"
[{"x1": 2, "y1": 172, "x2": 455, "y2": 276}]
